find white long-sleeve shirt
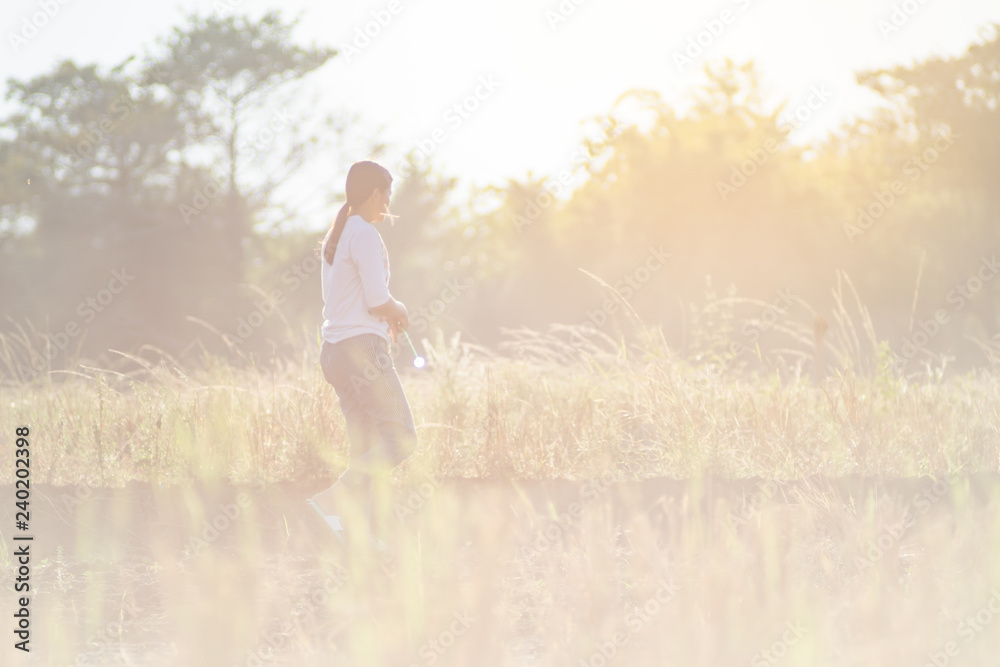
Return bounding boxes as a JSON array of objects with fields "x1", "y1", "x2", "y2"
[{"x1": 321, "y1": 214, "x2": 392, "y2": 345}]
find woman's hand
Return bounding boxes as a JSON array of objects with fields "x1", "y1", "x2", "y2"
[{"x1": 387, "y1": 300, "x2": 408, "y2": 345}]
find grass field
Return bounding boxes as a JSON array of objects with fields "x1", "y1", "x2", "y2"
[{"x1": 1, "y1": 314, "x2": 999, "y2": 666}]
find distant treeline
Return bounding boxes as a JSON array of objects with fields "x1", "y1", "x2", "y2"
[{"x1": 1, "y1": 12, "x2": 998, "y2": 379}]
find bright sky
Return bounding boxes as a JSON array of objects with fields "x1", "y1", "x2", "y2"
[{"x1": 4, "y1": 0, "x2": 999, "y2": 233}]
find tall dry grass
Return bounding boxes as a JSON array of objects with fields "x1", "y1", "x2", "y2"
[
  {"x1": 1, "y1": 275, "x2": 997, "y2": 487},
  {"x1": 0, "y1": 280, "x2": 998, "y2": 665}
]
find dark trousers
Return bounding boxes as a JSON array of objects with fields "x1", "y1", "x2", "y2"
[{"x1": 317, "y1": 333, "x2": 417, "y2": 537}]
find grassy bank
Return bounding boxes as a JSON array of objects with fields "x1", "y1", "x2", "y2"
[{"x1": 1, "y1": 322, "x2": 997, "y2": 488}]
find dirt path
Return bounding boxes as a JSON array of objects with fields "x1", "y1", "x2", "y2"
[{"x1": 1, "y1": 474, "x2": 998, "y2": 666}]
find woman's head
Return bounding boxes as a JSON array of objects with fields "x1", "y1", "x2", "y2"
[
  {"x1": 346, "y1": 160, "x2": 392, "y2": 213},
  {"x1": 321, "y1": 160, "x2": 393, "y2": 265}
]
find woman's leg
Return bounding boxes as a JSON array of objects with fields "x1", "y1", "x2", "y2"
[
  {"x1": 313, "y1": 337, "x2": 374, "y2": 519},
  {"x1": 352, "y1": 336, "x2": 418, "y2": 539},
  {"x1": 312, "y1": 334, "x2": 417, "y2": 538}
]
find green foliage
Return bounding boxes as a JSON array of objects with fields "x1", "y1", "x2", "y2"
[
  {"x1": 0, "y1": 10, "x2": 343, "y2": 366},
  {"x1": 2, "y1": 19, "x2": 1000, "y2": 378}
]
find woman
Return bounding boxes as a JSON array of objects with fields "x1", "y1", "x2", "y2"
[{"x1": 307, "y1": 160, "x2": 417, "y2": 550}]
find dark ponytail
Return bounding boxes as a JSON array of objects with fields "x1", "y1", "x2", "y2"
[
  {"x1": 322, "y1": 202, "x2": 352, "y2": 265},
  {"x1": 321, "y1": 160, "x2": 392, "y2": 266}
]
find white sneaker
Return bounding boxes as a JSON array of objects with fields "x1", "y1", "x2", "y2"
[{"x1": 306, "y1": 498, "x2": 346, "y2": 546}]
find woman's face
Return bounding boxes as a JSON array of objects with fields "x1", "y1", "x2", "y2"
[{"x1": 375, "y1": 182, "x2": 393, "y2": 221}]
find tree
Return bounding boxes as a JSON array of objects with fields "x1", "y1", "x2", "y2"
[
  {"x1": 0, "y1": 10, "x2": 345, "y2": 368},
  {"x1": 142, "y1": 10, "x2": 337, "y2": 286},
  {"x1": 856, "y1": 23, "x2": 1000, "y2": 330}
]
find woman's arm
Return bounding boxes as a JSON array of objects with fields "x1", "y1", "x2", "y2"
[
  {"x1": 351, "y1": 225, "x2": 408, "y2": 338},
  {"x1": 370, "y1": 297, "x2": 409, "y2": 340}
]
